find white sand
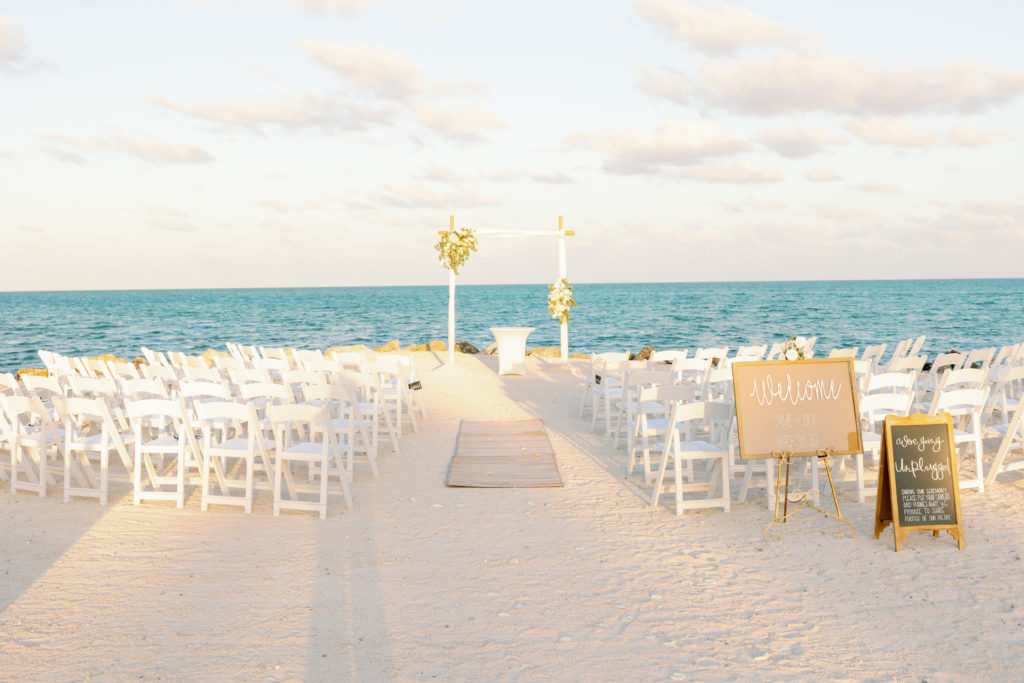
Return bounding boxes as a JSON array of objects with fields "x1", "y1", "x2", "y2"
[{"x1": 3, "y1": 352, "x2": 1024, "y2": 681}]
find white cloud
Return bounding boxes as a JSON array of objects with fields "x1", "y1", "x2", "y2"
[
  {"x1": 636, "y1": 0, "x2": 803, "y2": 55},
  {"x1": 696, "y1": 52, "x2": 1024, "y2": 115},
  {"x1": 0, "y1": 13, "x2": 27, "y2": 65},
  {"x1": 844, "y1": 117, "x2": 937, "y2": 147},
  {"x1": 682, "y1": 160, "x2": 782, "y2": 183},
  {"x1": 744, "y1": 196, "x2": 785, "y2": 209},
  {"x1": 298, "y1": 41, "x2": 424, "y2": 101},
  {"x1": 758, "y1": 125, "x2": 842, "y2": 158},
  {"x1": 420, "y1": 164, "x2": 572, "y2": 185},
  {"x1": 374, "y1": 184, "x2": 501, "y2": 209},
  {"x1": 813, "y1": 204, "x2": 869, "y2": 220},
  {"x1": 857, "y1": 181, "x2": 902, "y2": 193},
  {"x1": 411, "y1": 101, "x2": 506, "y2": 142},
  {"x1": 117, "y1": 134, "x2": 213, "y2": 163},
  {"x1": 949, "y1": 123, "x2": 1005, "y2": 146},
  {"x1": 293, "y1": 40, "x2": 500, "y2": 142},
  {"x1": 634, "y1": 64, "x2": 691, "y2": 105},
  {"x1": 804, "y1": 168, "x2": 841, "y2": 182},
  {"x1": 290, "y1": 0, "x2": 381, "y2": 14},
  {"x1": 565, "y1": 119, "x2": 748, "y2": 174},
  {"x1": 39, "y1": 131, "x2": 214, "y2": 164},
  {"x1": 152, "y1": 94, "x2": 394, "y2": 132}
]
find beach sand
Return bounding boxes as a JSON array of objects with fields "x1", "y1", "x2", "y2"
[{"x1": 2, "y1": 352, "x2": 1023, "y2": 681}]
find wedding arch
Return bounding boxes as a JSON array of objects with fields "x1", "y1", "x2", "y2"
[{"x1": 436, "y1": 215, "x2": 576, "y2": 365}]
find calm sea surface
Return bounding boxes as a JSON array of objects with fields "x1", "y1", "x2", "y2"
[{"x1": 1, "y1": 280, "x2": 1023, "y2": 373}]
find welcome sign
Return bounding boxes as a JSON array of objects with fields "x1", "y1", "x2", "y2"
[{"x1": 732, "y1": 358, "x2": 863, "y2": 460}]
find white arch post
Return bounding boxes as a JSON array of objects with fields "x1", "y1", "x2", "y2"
[{"x1": 441, "y1": 215, "x2": 575, "y2": 365}]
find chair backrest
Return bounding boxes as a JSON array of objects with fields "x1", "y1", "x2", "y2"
[
  {"x1": 67, "y1": 374, "x2": 119, "y2": 399},
  {"x1": 649, "y1": 349, "x2": 688, "y2": 364},
  {"x1": 865, "y1": 370, "x2": 917, "y2": 395},
  {"x1": 228, "y1": 367, "x2": 273, "y2": 388},
  {"x1": 240, "y1": 381, "x2": 293, "y2": 404},
  {"x1": 213, "y1": 355, "x2": 246, "y2": 372},
  {"x1": 736, "y1": 344, "x2": 767, "y2": 360},
  {"x1": 992, "y1": 343, "x2": 1021, "y2": 368},
  {"x1": 591, "y1": 352, "x2": 630, "y2": 375},
  {"x1": 281, "y1": 370, "x2": 326, "y2": 402},
  {"x1": 961, "y1": 347, "x2": 995, "y2": 371},
  {"x1": 183, "y1": 365, "x2": 224, "y2": 383},
  {"x1": 325, "y1": 350, "x2": 371, "y2": 370},
  {"x1": 930, "y1": 352, "x2": 964, "y2": 374},
  {"x1": 294, "y1": 349, "x2": 326, "y2": 369},
  {"x1": 937, "y1": 367, "x2": 988, "y2": 392},
  {"x1": 859, "y1": 392, "x2": 913, "y2": 426},
  {"x1": 703, "y1": 367, "x2": 734, "y2": 402},
  {"x1": 268, "y1": 403, "x2": 330, "y2": 449},
  {"x1": 106, "y1": 360, "x2": 140, "y2": 380},
  {"x1": 888, "y1": 355, "x2": 926, "y2": 373},
  {"x1": 195, "y1": 399, "x2": 254, "y2": 426},
  {"x1": 695, "y1": 346, "x2": 729, "y2": 364},
  {"x1": 0, "y1": 372, "x2": 21, "y2": 396},
  {"x1": 861, "y1": 343, "x2": 887, "y2": 366},
  {"x1": 929, "y1": 387, "x2": 989, "y2": 417},
  {"x1": 21, "y1": 374, "x2": 64, "y2": 402},
  {"x1": 178, "y1": 380, "x2": 232, "y2": 403},
  {"x1": 907, "y1": 335, "x2": 926, "y2": 357},
  {"x1": 119, "y1": 377, "x2": 170, "y2": 400}
]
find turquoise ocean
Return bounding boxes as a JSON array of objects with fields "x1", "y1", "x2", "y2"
[{"x1": 1, "y1": 279, "x2": 1023, "y2": 373}]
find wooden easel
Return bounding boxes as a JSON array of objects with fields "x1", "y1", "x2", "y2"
[{"x1": 764, "y1": 447, "x2": 855, "y2": 540}]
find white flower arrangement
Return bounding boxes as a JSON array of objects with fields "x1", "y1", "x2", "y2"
[
  {"x1": 548, "y1": 278, "x2": 577, "y2": 324},
  {"x1": 435, "y1": 227, "x2": 478, "y2": 275},
  {"x1": 783, "y1": 336, "x2": 807, "y2": 361}
]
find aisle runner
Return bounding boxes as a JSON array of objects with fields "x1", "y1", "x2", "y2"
[{"x1": 447, "y1": 419, "x2": 563, "y2": 488}]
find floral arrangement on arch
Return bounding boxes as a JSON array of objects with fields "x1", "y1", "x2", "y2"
[
  {"x1": 548, "y1": 278, "x2": 577, "y2": 324},
  {"x1": 435, "y1": 227, "x2": 478, "y2": 275},
  {"x1": 783, "y1": 336, "x2": 807, "y2": 361}
]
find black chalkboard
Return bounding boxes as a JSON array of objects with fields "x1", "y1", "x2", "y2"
[
  {"x1": 890, "y1": 423, "x2": 958, "y2": 527},
  {"x1": 874, "y1": 414, "x2": 965, "y2": 551}
]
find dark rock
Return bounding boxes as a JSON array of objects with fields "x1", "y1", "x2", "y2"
[
  {"x1": 634, "y1": 346, "x2": 656, "y2": 361},
  {"x1": 456, "y1": 341, "x2": 479, "y2": 354}
]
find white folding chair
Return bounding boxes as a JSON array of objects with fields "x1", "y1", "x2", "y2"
[
  {"x1": 304, "y1": 383, "x2": 378, "y2": 481},
  {"x1": 53, "y1": 396, "x2": 133, "y2": 505},
  {"x1": 650, "y1": 400, "x2": 732, "y2": 515},
  {"x1": 2, "y1": 394, "x2": 63, "y2": 497},
  {"x1": 929, "y1": 386, "x2": 990, "y2": 492},
  {"x1": 269, "y1": 403, "x2": 352, "y2": 518},
  {"x1": 195, "y1": 401, "x2": 271, "y2": 513},
  {"x1": 126, "y1": 398, "x2": 198, "y2": 508}
]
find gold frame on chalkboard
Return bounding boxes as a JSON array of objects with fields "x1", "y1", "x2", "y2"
[
  {"x1": 732, "y1": 358, "x2": 863, "y2": 460},
  {"x1": 874, "y1": 413, "x2": 965, "y2": 552}
]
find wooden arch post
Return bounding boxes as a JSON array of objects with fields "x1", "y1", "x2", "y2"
[{"x1": 440, "y1": 215, "x2": 575, "y2": 365}]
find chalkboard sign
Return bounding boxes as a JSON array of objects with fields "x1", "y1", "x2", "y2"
[
  {"x1": 732, "y1": 358, "x2": 863, "y2": 460},
  {"x1": 874, "y1": 414, "x2": 965, "y2": 551}
]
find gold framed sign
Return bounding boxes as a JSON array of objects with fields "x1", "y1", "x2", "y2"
[{"x1": 732, "y1": 358, "x2": 863, "y2": 460}]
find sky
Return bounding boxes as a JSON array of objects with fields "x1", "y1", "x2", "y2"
[{"x1": 2, "y1": 0, "x2": 1023, "y2": 291}]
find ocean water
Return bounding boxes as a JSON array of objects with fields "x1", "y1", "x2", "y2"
[{"x1": 1, "y1": 279, "x2": 1023, "y2": 373}]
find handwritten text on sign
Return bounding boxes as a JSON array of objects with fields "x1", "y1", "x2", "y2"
[
  {"x1": 732, "y1": 359, "x2": 862, "y2": 460},
  {"x1": 890, "y1": 424, "x2": 957, "y2": 527}
]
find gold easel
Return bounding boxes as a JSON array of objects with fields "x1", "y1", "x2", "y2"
[{"x1": 764, "y1": 447, "x2": 855, "y2": 540}]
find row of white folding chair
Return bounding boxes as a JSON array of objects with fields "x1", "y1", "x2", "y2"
[{"x1": 1, "y1": 374, "x2": 377, "y2": 512}]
